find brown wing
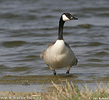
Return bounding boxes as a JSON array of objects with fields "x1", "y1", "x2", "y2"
[
  {"x1": 71, "y1": 58, "x2": 78, "y2": 66},
  {"x1": 65, "y1": 42, "x2": 78, "y2": 66},
  {"x1": 74, "y1": 58, "x2": 78, "y2": 66},
  {"x1": 40, "y1": 42, "x2": 55, "y2": 59},
  {"x1": 65, "y1": 42, "x2": 70, "y2": 48},
  {"x1": 48, "y1": 42, "x2": 55, "y2": 47},
  {"x1": 40, "y1": 50, "x2": 45, "y2": 59}
]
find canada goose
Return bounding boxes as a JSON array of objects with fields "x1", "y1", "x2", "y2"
[{"x1": 40, "y1": 13, "x2": 78, "y2": 75}]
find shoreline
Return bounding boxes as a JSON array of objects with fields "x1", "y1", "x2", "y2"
[{"x1": 0, "y1": 82, "x2": 108, "y2": 100}]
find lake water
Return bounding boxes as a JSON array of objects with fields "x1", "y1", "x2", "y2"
[{"x1": 0, "y1": 0, "x2": 109, "y2": 92}]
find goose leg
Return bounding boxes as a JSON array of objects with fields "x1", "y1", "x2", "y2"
[
  {"x1": 66, "y1": 70, "x2": 69, "y2": 74},
  {"x1": 53, "y1": 70, "x2": 56, "y2": 75},
  {"x1": 66, "y1": 66, "x2": 70, "y2": 74},
  {"x1": 50, "y1": 67, "x2": 56, "y2": 75}
]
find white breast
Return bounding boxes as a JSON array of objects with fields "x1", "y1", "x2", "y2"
[{"x1": 52, "y1": 40, "x2": 67, "y2": 54}]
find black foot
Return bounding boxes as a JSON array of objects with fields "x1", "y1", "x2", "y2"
[
  {"x1": 66, "y1": 71, "x2": 69, "y2": 75},
  {"x1": 53, "y1": 72, "x2": 56, "y2": 75},
  {"x1": 52, "y1": 70, "x2": 56, "y2": 75}
]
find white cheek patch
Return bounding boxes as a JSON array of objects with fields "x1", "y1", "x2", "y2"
[{"x1": 62, "y1": 15, "x2": 70, "y2": 21}]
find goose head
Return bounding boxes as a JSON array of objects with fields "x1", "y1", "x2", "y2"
[
  {"x1": 58, "y1": 13, "x2": 78, "y2": 40},
  {"x1": 62, "y1": 13, "x2": 78, "y2": 21}
]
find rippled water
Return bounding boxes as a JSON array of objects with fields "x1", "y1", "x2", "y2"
[{"x1": 0, "y1": 0, "x2": 109, "y2": 91}]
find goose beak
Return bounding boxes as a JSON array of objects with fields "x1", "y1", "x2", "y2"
[{"x1": 71, "y1": 16, "x2": 78, "y2": 20}]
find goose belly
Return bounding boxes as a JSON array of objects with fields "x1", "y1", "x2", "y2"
[{"x1": 44, "y1": 48, "x2": 75, "y2": 68}]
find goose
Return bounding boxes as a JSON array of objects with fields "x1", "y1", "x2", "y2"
[{"x1": 40, "y1": 13, "x2": 78, "y2": 75}]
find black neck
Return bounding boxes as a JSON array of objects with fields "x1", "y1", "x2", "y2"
[{"x1": 58, "y1": 16, "x2": 65, "y2": 40}]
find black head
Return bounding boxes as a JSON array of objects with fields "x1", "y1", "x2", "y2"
[{"x1": 62, "y1": 13, "x2": 78, "y2": 21}]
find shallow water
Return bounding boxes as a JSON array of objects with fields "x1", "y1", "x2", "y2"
[{"x1": 0, "y1": 0, "x2": 109, "y2": 92}]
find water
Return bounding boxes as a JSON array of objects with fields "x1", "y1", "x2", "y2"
[{"x1": 0, "y1": 0, "x2": 109, "y2": 92}]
